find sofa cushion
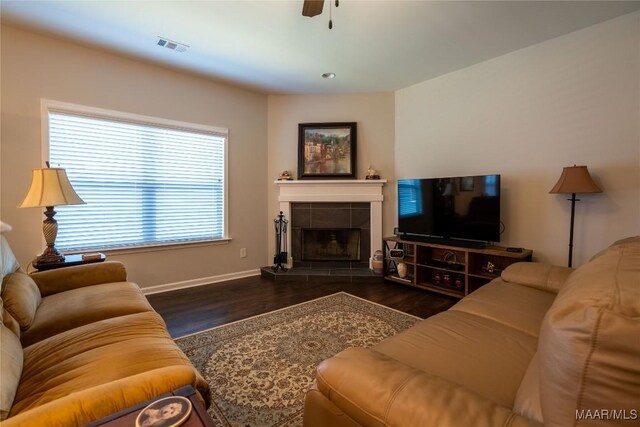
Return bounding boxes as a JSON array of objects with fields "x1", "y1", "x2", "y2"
[
  {"x1": 501, "y1": 262, "x2": 574, "y2": 294},
  {"x1": 373, "y1": 310, "x2": 537, "y2": 407},
  {"x1": 1, "y1": 272, "x2": 41, "y2": 330},
  {"x1": 0, "y1": 322, "x2": 23, "y2": 420},
  {"x1": 450, "y1": 279, "x2": 555, "y2": 337},
  {"x1": 20, "y1": 281, "x2": 153, "y2": 347},
  {"x1": 314, "y1": 347, "x2": 542, "y2": 427},
  {"x1": 513, "y1": 351, "x2": 543, "y2": 423},
  {"x1": 588, "y1": 235, "x2": 640, "y2": 262},
  {"x1": 538, "y1": 241, "x2": 640, "y2": 427},
  {"x1": 11, "y1": 311, "x2": 208, "y2": 416},
  {"x1": 2, "y1": 310, "x2": 21, "y2": 338}
]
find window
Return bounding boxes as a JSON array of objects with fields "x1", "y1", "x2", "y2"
[{"x1": 44, "y1": 100, "x2": 228, "y2": 252}]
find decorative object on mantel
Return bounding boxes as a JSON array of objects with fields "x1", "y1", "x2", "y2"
[
  {"x1": 277, "y1": 170, "x2": 293, "y2": 180},
  {"x1": 272, "y1": 211, "x2": 289, "y2": 272},
  {"x1": 19, "y1": 162, "x2": 85, "y2": 265},
  {"x1": 549, "y1": 164, "x2": 602, "y2": 267},
  {"x1": 298, "y1": 122, "x2": 357, "y2": 180},
  {"x1": 365, "y1": 165, "x2": 380, "y2": 180}
]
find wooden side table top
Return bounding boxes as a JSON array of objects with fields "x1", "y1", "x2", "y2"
[
  {"x1": 32, "y1": 252, "x2": 106, "y2": 271},
  {"x1": 87, "y1": 386, "x2": 213, "y2": 427}
]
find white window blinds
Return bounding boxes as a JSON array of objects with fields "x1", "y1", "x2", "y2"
[{"x1": 48, "y1": 108, "x2": 227, "y2": 252}]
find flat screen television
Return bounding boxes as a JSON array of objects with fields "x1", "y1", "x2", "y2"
[{"x1": 397, "y1": 174, "x2": 501, "y2": 245}]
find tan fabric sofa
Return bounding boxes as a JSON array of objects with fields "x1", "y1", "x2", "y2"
[
  {"x1": 0, "y1": 235, "x2": 210, "y2": 426},
  {"x1": 304, "y1": 237, "x2": 640, "y2": 427}
]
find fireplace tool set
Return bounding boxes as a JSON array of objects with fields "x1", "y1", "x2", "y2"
[{"x1": 272, "y1": 211, "x2": 288, "y2": 272}]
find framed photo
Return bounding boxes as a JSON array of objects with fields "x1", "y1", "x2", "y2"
[
  {"x1": 298, "y1": 122, "x2": 357, "y2": 179},
  {"x1": 460, "y1": 176, "x2": 474, "y2": 191},
  {"x1": 135, "y1": 396, "x2": 192, "y2": 427}
]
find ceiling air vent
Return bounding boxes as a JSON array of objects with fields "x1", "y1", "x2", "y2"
[{"x1": 156, "y1": 37, "x2": 189, "y2": 53}]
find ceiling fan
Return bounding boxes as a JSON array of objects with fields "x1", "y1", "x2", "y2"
[{"x1": 302, "y1": 0, "x2": 339, "y2": 29}]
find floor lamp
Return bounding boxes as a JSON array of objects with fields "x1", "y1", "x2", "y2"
[{"x1": 549, "y1": 165, "x2": 602, "y2": 267}]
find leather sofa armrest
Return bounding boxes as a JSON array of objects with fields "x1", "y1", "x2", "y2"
[
  {"x1": 4, "y1": 366, "x2": 199, "y2": 427},
  {"x1": 30, "y1": 261, "x2": 128, "y2": 297},
  {"x1": 315, "y1": 347, "x2": 542, "y2": 427},
  {"x1": 501, "y1": 262, "x2": 574, "y2": 294}
]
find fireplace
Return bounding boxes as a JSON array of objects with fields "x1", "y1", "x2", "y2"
[
  {"x1": 274, "y1": 179, "x2": 386, "y2": 269},
  {"x1": 302, "y1": 228, "x2": 361, "y2": 261},
  {"x1": 291, "y1": 202, "x2": 370, "y2": 269}
]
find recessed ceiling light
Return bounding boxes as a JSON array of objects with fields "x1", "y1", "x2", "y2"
[{"x1": 322, "y1": 72, "x2": 336, "y2": 79}]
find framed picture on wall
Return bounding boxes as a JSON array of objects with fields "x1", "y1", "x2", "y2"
[{"x1": 298, "y1": 122, "x2": 357, "y2": 179}]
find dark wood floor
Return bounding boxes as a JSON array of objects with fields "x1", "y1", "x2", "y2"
[{"x1": 147, "y1": 276, "x2": 457, "y2": 338}]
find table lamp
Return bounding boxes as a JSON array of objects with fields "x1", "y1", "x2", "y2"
[
  {"x1": 19, "y1": 164, "x2": 85, "y2": 265},
  {"x1": 549, "y1": 165, "x2": 602, "y2": 267}
]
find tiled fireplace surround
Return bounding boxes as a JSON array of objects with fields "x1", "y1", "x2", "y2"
[
  {"x1": 275, "y1": 180, "x2": 386, "y2": 269},
  {"x1": 291, "y1": 202, "x2": 371, "y2": 269}
]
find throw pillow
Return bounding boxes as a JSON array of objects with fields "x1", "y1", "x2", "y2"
[{"x1": 1, "y1": 272, "x2": 42, "y2": 330}]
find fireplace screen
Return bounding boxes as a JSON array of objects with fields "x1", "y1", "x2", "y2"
[{"x1": 301, "y1": 228, "x2": 361, "y2": 261}]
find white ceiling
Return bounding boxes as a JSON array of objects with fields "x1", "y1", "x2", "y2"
[{"x1": 2, "y1": 1, "x2": 639, "y2": 94}]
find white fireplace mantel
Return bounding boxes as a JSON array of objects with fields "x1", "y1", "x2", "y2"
[{"x1": 275, "y1": 179, "x2": 387, "y2": 268}]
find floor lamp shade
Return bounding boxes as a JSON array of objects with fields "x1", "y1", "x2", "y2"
[
  {"x1": 549, "y1": 165, "x2": 602, "y2": 267},
  {"x1": 19, "y1": 167, "x2": 85, "y2": 265},
  {"x1": 549, "y1": 165, "x2": 602, "y2": 195}
]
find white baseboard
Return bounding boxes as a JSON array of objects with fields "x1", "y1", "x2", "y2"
[{"x1": 142, "y1": 269, "x2": 261, "y2": 295}]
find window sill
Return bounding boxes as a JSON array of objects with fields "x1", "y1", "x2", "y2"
[{"x1": 63, "y1": 238, "x2": 232, "y2": 256}]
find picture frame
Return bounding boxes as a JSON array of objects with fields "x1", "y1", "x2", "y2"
[
  {"x1": 298, "y1": 122, "x2": 357, "y2": 179},
  {"x1": 135, "y1": 396, "x2": 192, "y2": 427},
  {"x1": 460, "y1": 176, "x2": 474, "y2": 191}
]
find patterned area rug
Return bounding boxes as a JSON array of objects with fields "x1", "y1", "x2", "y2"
[{"x1": 175, "y1": 292, "x2": 420, "y2": 427}]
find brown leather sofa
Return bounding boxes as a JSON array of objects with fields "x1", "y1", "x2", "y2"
[
  {"x1": 304, "y1": 237, "x2": 640, "y2": 427},
  {"x1": 0, "y1": 235, "x2": 210, "y2": 426}
]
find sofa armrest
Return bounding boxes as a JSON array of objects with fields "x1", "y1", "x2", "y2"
[
  {"x1": 315, "y1": 347, "x2": 542, "y2": 427},
  {"x1": 3, "y1": 365, "x2": 198, "y2": 427},
  {"x1": 30, "y1": 261, "x2": 128, "y2": 297},
  {"x1": 501, "y1": 262, "x2": 574, "y2": 294}
]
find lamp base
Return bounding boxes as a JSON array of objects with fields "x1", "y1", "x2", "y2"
[
  {"x1": 36, "y1": 206, "x2": 65, "y2": 265},
  {"x1": 35, "y1": 246, "x2": 65, "y2": 265}
]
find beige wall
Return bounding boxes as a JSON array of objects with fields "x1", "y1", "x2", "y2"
[
  {"x1": 267, "y1": 93, "x2": 395, "y2": 264},
  {"x1": 396, "y1": 12, "x2": 640, "y2": 266},
  {"x1": 3, "y1": 11, "x2": 637, "y2": 288},
  {"x1": 0, "y1": 25, "x2": 268, "y2": 288}
]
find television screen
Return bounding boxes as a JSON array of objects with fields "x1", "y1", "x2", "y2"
[{"x1": 397, "y1": 175, "x2": 501, "y2": 243}]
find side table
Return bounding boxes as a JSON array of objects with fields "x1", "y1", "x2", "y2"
[
  {"x1": 87, "y1": 385, "x2": 214, "y2": 427},
  {"x1": 32, "y1": 252, "x2": 106, "y2": 272}
]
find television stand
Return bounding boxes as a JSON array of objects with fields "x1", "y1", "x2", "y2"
[{"x1": 383, "y1": 236, "x2": 532, "y2": 299}]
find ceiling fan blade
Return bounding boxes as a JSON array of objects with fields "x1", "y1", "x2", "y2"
[{"x1": 302, "y1": 0, "x2": 324, "y2": 17}]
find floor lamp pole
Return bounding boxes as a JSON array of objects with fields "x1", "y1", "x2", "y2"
[
  {"x1": 567, "y1": 193, "x2": 578, "y2": 268},
  {"x1": 550, "y1": 165, "x2": 602, "y2": 269}
]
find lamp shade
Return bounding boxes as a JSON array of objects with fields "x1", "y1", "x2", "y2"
[
  {"x1": 549, "y1": 165, "x2": 602, "y2": 194},
  {"x1": 19, "y1": 168, "x2": 85, "y2": 208}
]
